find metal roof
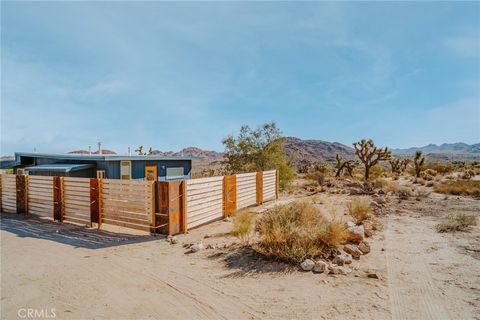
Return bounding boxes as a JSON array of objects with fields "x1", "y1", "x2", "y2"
[
  {"x1": 25, "y1": 163, "x2": 95, "y2": 173},
  {"x1": 15, "y1": 152, "x2": 196, "y2": 161}
]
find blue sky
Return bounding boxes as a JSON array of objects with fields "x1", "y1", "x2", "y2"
[{"x1": 1, "y1": 1, "x2": 479, "y2": 156}]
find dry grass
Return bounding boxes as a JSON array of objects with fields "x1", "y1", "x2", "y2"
[
  {"x1": 347, "y1": 198, "x2": 372, "y2": 224},
  {"x1": 433, "y1": 180, "x2": 480, "y2": 197},
  {"x1": 254, "y1": 201, "x2": 346, "y2": 263},
  {"x1": 436, "y1": 213, "x2": 477, "y2": 233},
  {"x1": 231, "y1": 210, "x2": 256, "y2": 245}
]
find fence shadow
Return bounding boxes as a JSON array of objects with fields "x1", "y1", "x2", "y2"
[
  {"x1": 208, "y1": 246, "x2": 295, "y2": 278},
  {"x1": 0, "y1": 213, "x2": 160, "y2": 249}
]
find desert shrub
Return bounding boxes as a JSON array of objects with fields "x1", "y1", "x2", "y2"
[
  {"x1": 424, "y1": 162, "x2": 455, "y2": 174},
  {"x1": 254, "y1": 201, "x2": 346, "y2": 263},
  {"x1": 397, "y1": 187, "x2": 413, "y2": 200},
  {"x1": 433, "y1": 180, "x2": 480, "y2": 197},
  {"x1": 461, "y1": 169, "x2": 475, "y2": 180},
  {"x1": 414, "y1": 188, "x2": 431, "y2": 200},
  {"x1": 369, "y1": 164, "x2": 385, "y2": 179},
  {"x1": 231, "y1": 210, "x2": 256, "y2": 245},
  {"x1": 373, "y1": 178, "x2": 399, "y2": 193},
  {"x1": 347, "y1": 198, "x2": 372, "y2": 224},
  {"x1": 436, "y1": 213, "x2": 477, "y2": 233}
]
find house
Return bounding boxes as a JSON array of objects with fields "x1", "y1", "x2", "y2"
[{"x1": 5, "y1": 152, "x2": 193, "y2": 181}]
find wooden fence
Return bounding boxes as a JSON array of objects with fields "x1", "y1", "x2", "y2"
[{"x1": 0, "y1": 169, "x2": 278, "y2": 235}]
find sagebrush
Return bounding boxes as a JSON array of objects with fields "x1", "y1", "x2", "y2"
[
  {"x1": 433, "y1": 180, "x2": 480, "y2": 197},
  {"x1": 436, "y1": 213, "x2": 477, "y2": 233},
  {"x1": 254, "y1": 201, "x2": 346, "y2": 263},
  {"x1": 231, "y1": 210, "x2": 256, "y2": 245},
  {"x1": 347, "y1": 198, "x2": 372, "y2": 224}
]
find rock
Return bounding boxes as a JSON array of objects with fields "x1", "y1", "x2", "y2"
[
  {"x1": 190, "y1": 242, "x2": 204, "y2": 252},
  {"x1": 332, "y1": 253, "x2": 352, "y2": 266},
  {"x1": 312, "y1": 261, "x2": 328, "y2": 273},
  {"x1": 367, "y1": 273, "x2": 379, "y2": 279},
  {"x1": 167, "y1": 236, "x2": 179, "y2": 244},
  {"x1": 358, "y1": 240, "x2": 371, "y2": 254},
  {"x1": 328, "y1": 264, "x2": 351, "y2": 275},
  {"x1": 377, "y1": 189, "x2": 385, "y2": 195},
  {"x1": 344, "y1": 244, "x2": 362, "y2": 259},
  {"x1": 346, "y1": 221, "x2": 356, "y2": 228},
  {"x1": 206, "y1": 244, "x2": 216, "y2": 249},
  {"x1": 364, "y1": 227, "x2": 373, "y2": 238},
  {"x1": 346, "y1": 225, "x2": 365, "y2": 244},
  {"x1": 300, "y1": 259, "x2": 315, "y2": 271},
  {"x1": 223, "y1": 216, "x2": 233, "y2": 222}
]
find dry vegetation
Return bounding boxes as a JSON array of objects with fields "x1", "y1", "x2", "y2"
[
  {"x1": 435, "y1": 213, "x2": 477, "y2": 233},
  {"x1": 231, "y1": 210, "x2": 256, "y2": 245},
  {"x1": 433, "y1": 180, "x2": 480, "y2": 197},
  {"x1": 346, "y1": 198, "x2": 372, "y2": 224},
  {"x1": 254, "y1": 201, "x2": 346, "y2": 263}
]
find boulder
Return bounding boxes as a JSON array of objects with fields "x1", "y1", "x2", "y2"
[
  {"x1": 358, "y1": 240, "x2": 371, "y2": 254},
  {"x1": 346, "y1": 225, "x2": 365, "y2": 244},
  {"x1": 344, "y1": 244, "x2": 362, "y2": 259},
  {"x1": 190, "y1": 242, "x2": 204, "y2": 252},
  {"x1": 312, "y1": 261, "x2": 328, "y2": 273},
  {"x1": 332, "y1": 253, "x2": 352, "y2": 266},
  {"x1": 300, "y1": 259, "x2": 315, "y2": 271}
]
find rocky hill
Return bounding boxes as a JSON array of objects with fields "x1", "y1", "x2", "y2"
[
  {"x1": 284, "y1": 137, "x2": 355, "y2": 164},
  {"x1": 392, "y1": 143, "x2": 480, "y2": 155},
  {"x1": 151, "y1": 147, "x2": 223, "y2": 160}
]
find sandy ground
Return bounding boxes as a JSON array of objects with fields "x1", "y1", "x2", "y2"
[{"x1": 1, "y1": 188, "x2": 479, "y2": 319}]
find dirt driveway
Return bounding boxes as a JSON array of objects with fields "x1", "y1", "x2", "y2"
[{"x1": 1, "y1": 193, "x2": 479, "y2": 319}]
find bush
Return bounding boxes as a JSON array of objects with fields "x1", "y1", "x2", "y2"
[
  {"x1": 231, "y1": 210, "x2": 256, "y2": 245},
  {"x1": 254, "y1": 202, "x2": 346, "y2": 263},
  {"x1": 424, "y1": 162, "x2": 455, "y2": 174},
  {"x1": 436, "y1": 213, "x2": 477, "y2": 233},
  {"x1": 433, "y1": 180, "x2": 480, "y2": 197},
  {"x1": 347, "y1": 198, "x2": 372, "y2": 224},
  {"x1": 397, "y1": 187, "x2": 413, "y2": 200}
]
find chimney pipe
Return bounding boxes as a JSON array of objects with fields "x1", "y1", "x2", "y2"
[
  {"x1": 128, "y1": 147, "x2": 131, "y2": 156},
  {"x1": 98, "y1": 142, "x2": 102, "y2": 155},
  {"x1": 88, "y1": 146, "x2": 91, "y2": 155}
]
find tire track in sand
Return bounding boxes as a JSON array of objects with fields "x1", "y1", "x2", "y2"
[{"x1": 386, "y1": 215, "x2": 451, "y2": 320}]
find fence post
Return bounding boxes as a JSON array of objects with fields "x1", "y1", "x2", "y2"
[
  {"x1": 275, "y1": 169, "x2": 279, "y2": 199},
  {"x1": 16, "y1": 174, "x2": 28, "y2": 214},
  {"x1": 223, "y1": 175, "x2": 237, "y2": 217},
  {"x1": 53, "y1": 176, "x2": 64, "y2": 222},
  {"x1": 150, "y1": 181, "x2": 156, "y2": 234},
  {"x1": 181, "y1": 180, "x2": 187, "y2": 233},
  {"x1": 256, "y1": 171, "x2": 263, "y2": 205},
  {"x1": 90, "y1": 178, "x2": 100, "y2": 227}
]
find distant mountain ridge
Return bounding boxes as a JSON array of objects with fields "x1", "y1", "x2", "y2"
[
  {"x1": 284, "y1": 137, "x2": 355, "y2": 164},
  {"x1": 392, "y1": 143, "x2": 480, "y2": 155}
]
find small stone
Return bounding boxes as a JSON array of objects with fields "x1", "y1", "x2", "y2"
[
  {"x1": 328, "y1": 264, "x2": 350, "y2": 275},
  {"x1": 190, "y1": 242, "x2": 204, "y2": 252},
  {"x1": 312, "y1": 261, "x2": 328, "y2": 273},
  {"x1": 346, "y1": 221, "x2": 356, "y2": 228},
  {"x1": 344, "y1": 244, "x2": 362, "y2": 259},
  {"x1": 358, "y1": 240, "x2": 371, "y2": 254},
  {"x1": 300, "y1": 259, "x2": 315, "y2": 271},
  {"x1": 364, "y1": 227, "x2": 373, "y2": 238},
  {"x1": 169, "y1": 236, "x2": 179, "y2": 244},
  {"x1": 332, "y1": 253, "x2": 352, "y2": 266},
  {"x1": 367, "y1": 273, "x2": 379, "y2": 279},
  {"x1": 206, "y1": 244, "x2": 215, "y2": 249}
]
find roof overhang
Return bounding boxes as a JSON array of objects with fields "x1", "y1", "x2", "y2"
[
  {"x1": 25, "y1": 163, "x2": 95, "y2": 173},
  {"x1": 15, "y1": 152, "x2": 197, "y2": 161}
]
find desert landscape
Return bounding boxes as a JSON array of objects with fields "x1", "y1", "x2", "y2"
[{"x1": 2, "y1": 145, "x2": 479, "y2": 319}]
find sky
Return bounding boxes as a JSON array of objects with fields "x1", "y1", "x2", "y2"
[{"x1": 1, "y1": 1, "x2": 479, "y2": 156}]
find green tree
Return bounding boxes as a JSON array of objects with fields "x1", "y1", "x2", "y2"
[{"x1": 222, "y1": 122, "x2": 295, "y2": 190}]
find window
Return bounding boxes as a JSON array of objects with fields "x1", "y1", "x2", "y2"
[
  {"x1": 96, "y1": 170, "x2": 106, "y2": 179},
  {"x1": 166, "y1": 167, "x2": 184, "y2": 180},
  {"x1": 120, "y1": 161, "x2": 131, "y2": 180}
]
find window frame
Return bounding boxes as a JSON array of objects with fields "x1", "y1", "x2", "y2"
[{"x1": 120, "y1": 160, "x2": 132, "y2": 180}]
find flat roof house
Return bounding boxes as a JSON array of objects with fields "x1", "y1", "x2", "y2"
[{"x1": 6, "y1": 152, "x2": 193, "y2": 181}]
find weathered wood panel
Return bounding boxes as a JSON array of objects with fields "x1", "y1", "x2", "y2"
[
  {"x1": 186, "y1": 176, "x2": 223, "y2": 229},
  {"x1": 262, "y1": 170, "x2": 277, "y2": 202},
  {"x1": 27, "y1": 175, "x2": 53, "y2": 217},
  {"x1": 100, "y1": 179, "x2": 153, "y2": 231},
  {"x1": 63, "y1": 177, "x2": 91, "y2": 225},
  {"x1": 236, "y1": 172, "x2": 257, "y2": 209},
  {"x1": 1, "y1": 174, "x2": 16, "y2": 213}
]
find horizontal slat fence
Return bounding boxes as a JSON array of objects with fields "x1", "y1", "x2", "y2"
[
  {"x1": 101, "y1": 179, "x2": 154, "y2": 232},
  {"x1": 63, "y1": 177, "x2": 91, "y2": 226},
  {"x1": 1, "y1": 169, "x2": 278, "y2": 235},
  {"x1": 27, "y1": 176, "x2": 54, "y2": 217},
  {"x1": 236, "y1": 172, "x2": 257, "y2": 209},
  {"x1": 186, "y1": 176, "x2": 224, "y2": 229},
  {"x1": 1, "y1": 174, "x2": 16, "y2": 213},
  {"x1": 263, "y1": 170, "x2": 276, "y2": 202}
]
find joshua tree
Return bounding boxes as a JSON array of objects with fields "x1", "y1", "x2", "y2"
[
  {"x1": 413, "y1": 150, "x2": 425, "y2": 178},
  {"x1": 148, "y1": 147, "x2": 153, "y2": 155},
  {"x1": 400, "y1": 158, "x2": 411, "y2": 172},
  {"x1": 389, "y1": 157, "x2": 402, "y2": 174},
  {"x1": 353, "y1": 139, "x2": 391, "y2": 181},
  {"x1": 334, "y1": 154, "x2": 357, "y2": 178},
  {"x1": 135, "y1": 146, "x2": 145, "y2": 155}
]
